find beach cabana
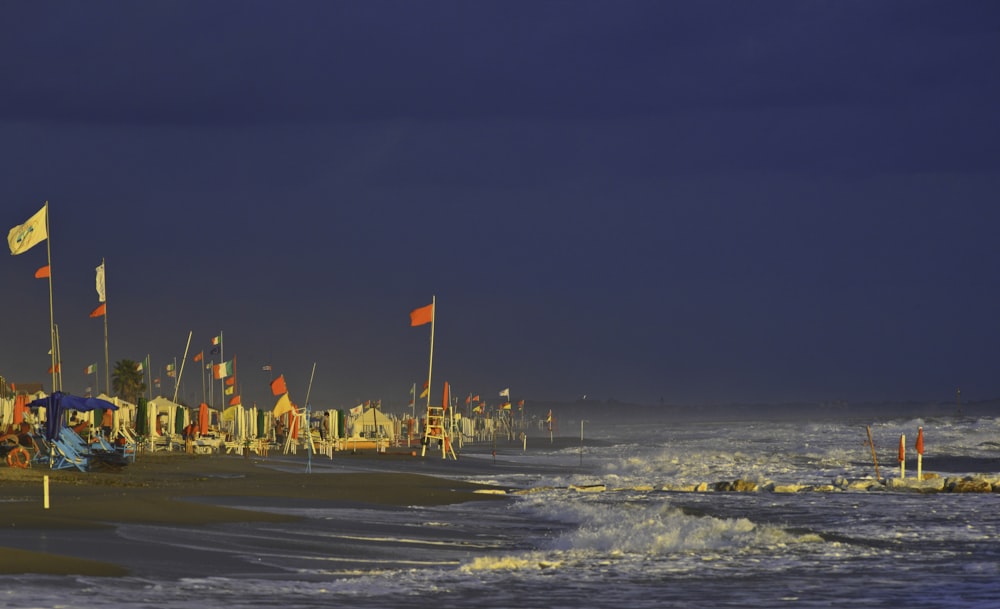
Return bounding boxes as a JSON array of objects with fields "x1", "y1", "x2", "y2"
[{"x1": 147, "y1": 397, "x2": 187, "y2": 450}]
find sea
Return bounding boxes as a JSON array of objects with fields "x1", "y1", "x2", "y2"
[{"x1": 3, "y1": 414, "x2": 1000, "y2": 608}]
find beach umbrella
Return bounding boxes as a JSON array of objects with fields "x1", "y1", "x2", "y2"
[
  {"x1": 256, "y1": 408, "x2": 265, "y2": 438},
  {"x1": 13, "y1": 394, "x2": 27, "y2": 425},
  {"x1": 198, "y1": 403, "x2": 209, "y2": 435},
  {"x1": 28, "y1": 391, "x2": 118, "y2": 441},
  {"x1": 136, "y1": 397, "x2": 148, "y2": 436},
  {"x1": 175, "y1": 406, "x2": 185, "y2": 435}
]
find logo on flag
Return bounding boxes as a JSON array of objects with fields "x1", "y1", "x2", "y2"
[{"x1": 7, "y1": 204, "x2": 48, "y2": 256}]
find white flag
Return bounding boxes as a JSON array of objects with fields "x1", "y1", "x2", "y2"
[
  {"x1": 499, "y1": 388, "x2": 510, "y2": 398},
  {"x1": 96, "y1": 262, "x2": 106, "y2": 303},
  {"x1": 7, "y1": 204, "x2": 48, "y2": 256}
]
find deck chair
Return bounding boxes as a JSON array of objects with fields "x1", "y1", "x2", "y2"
[
  {"x1": 31, "y1": 434, "x2": 51, "y2": 467},
  {"x1": 61, "y1": 427, "x2": 91, "y2": 452},
  {"x1": 50, "y1": 436, "x2": 90, "y2": 471},
  {"x1": 113, "y1": 425, "x2": 138, "y2": 462},
  {"x1": 63, "y1": 426, "x2": 128, "y2": 468}
]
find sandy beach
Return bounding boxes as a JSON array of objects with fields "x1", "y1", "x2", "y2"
[{"x1": 0, "y1": 450, "x2": 512, "y2": 577}]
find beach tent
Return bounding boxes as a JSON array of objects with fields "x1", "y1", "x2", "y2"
[
  {"x1": 198, "y1": 403, "x2": 210, "y2": 435},
  {"x1": 351, "y1": 407, "x2": 393, "y2": 438},
  {"x1": 96, "y1": 393, "x2": 136, "y2": 437},
  {"x1": 29, "y1": 391, "x2": 118, "y2": 442},
  {"x1": 148, "y1": 397, "x2": 186, "y2": 437}
]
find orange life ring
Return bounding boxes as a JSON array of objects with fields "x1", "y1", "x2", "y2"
[{"x1": 6, "y1": 446, "x2": 30, "y2": 468}]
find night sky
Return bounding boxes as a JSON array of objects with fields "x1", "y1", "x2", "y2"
[{"x1": 3, "y1": 1, "x2": 1000, "y2": 412}]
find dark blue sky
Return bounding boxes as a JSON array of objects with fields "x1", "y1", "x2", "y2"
[{"x1": 2, "y1": 1, "x2": 1000, "y2": 411}]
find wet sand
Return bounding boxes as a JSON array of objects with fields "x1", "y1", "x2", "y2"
[{"x1": 0, "y1": 450, "x2": 514, "y2": 576}]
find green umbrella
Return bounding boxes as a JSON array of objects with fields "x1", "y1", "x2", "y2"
[{"x1": 136, "y1": 397, "x2": 148, "y2": 435}]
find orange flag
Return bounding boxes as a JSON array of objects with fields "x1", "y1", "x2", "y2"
[
  {"x1": 47, "y1": 363, "x2": 61, "y2": 374},
  {"x1": 193, "y1": 351, "x2": 203, "y2": 362},
  {"x1": 270, "y1": 374, "x2": 287, "y2": 396},
  {"x1": 34, "y1": 265, "x2": 50, "y2": 279},
  {"x1": 225, "y1": 376, "x2": 236, "y2": 387},
  {"x1": 410, "y1": 303, "x2": 434, "y2": 326},
  {"x1": 228, "y1": 394, "x2": 241, "y2": 406},
  {"x1": 89, "y1": 303, "x2": 106, "y2": 318}
]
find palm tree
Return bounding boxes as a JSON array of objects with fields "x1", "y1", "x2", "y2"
[{"x1": 111, "y1": 359, "x2": 146, "y2": 404}]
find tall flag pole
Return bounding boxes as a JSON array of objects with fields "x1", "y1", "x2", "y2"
[
  {"x1": 54, "y1": 323, "x2": 63, "y2": 391},
  {"x1": 408, "y1": 296, "x2": 436, "y2": 414},
  {"x1": 214, "y1": 331, "x2": 224, "y2": 409},
  {"x1": 193, "y1": 350, "x2": 205, "y2": 404},
  {"x1": 8, "y1": 203, "x2": 53, "y2": 390},
  {"x1": 410, "y1": 296, "x2": 438, "y2": 456},
  {"x1": 44, "y1": 203, "x2": 56, "y2": 393},
  {"x1": 96, "y1": 259, "x2": 110, "y2": 394}
]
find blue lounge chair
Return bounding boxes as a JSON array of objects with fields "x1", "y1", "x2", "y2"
[{"x1": 50, "y1": 436, "x2": 90, "y2": 471}]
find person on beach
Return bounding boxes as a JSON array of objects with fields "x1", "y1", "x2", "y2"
[
  {"x1": 70, "y1": 415, "x2": 90, "y2": 435},
  {"x1": 183, "y1": 421, "x2": 198, "y2": 454},
  {"x1": 274, "y1": 418, "x2": 285, "y2": 446},
  {"x1": 100, "y1": 408, "x2": 114, "y2": 438}
]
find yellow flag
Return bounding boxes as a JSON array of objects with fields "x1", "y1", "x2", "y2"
[
  {"x1": 221, "y1": 406, "x2": 237, "y2": 421},
  {"x1": 8, "y1": 204, "x2": 48, "y2": 256},
  {"x1": 273, "y1": 393, "x2": 294, "y2": 417}
]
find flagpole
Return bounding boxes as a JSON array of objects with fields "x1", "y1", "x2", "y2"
[
  {"x1": 200, "y1": 353, "x2": 206, "y2": 405},
  {"x1": 174, "y1": 331, "x2": 192, "y2": 403},
  {"x1": 425, "y1": 295, "x2": 435, "y2": 415},
  {"x1": 304, "y1": 361, "x2": 317, "y2": 473},
  {"x1": 146, "y1": 354, "x2": 152, "y2": 400},
  {"x1": 54, "y1": 323, "x2": 63, "y2": 392},
  {"x1": 219, "y1": 331, "x2": 224, "y2": 412},
  {"x1": 101, "y1": 258, "x2": 110, "y2": 397},
  {"x1": 43, "y1": 202, "x2": 56, "y2": 394}
]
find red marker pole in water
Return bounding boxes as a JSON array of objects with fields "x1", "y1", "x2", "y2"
[
  {"x1": 915, "y1": 427, "x2": 925, "y2": 480},
  {"x1": 898, "y1": 433, "x2": 906, "y2": 479}
]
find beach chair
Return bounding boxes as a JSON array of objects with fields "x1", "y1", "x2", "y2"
[
  {"x1": 116, "y1": 426, "x2": 139, "y2": 462},
  {"x1": 50, "y1": 436, "x2": 90, "y2": 471},
  {"x1": 31, "y1": 434, "x2": 51, "y2": 467},
  {"x1": 61, "y1": 427, "x2": 92, "y2": 453},
  {"x1": 59, "y1": 426, "x2": 129, "y2": 468}
]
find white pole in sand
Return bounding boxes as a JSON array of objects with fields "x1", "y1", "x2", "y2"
[
  {"x1": 43, "y1": 475, "x2": 50, "y2": 509},
  {"x1": 898, "y1": 433, "x2": 905, "y2": 479},
  {"x1": 916, "y1": 426, "x2": 924, "y2": 480}
]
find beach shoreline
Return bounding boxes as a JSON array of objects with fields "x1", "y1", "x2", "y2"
[{"x1": 0, "y1": 450, "x2": 515, "y2": 576}]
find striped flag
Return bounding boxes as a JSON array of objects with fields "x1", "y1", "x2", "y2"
[{"x1": 213, "y1": 360, "x2": 233, "y2": 380}]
